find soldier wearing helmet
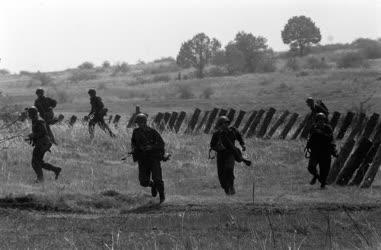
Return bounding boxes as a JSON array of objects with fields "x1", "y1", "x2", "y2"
[
  {"x1": 306, "y1": 112, "x2": 337, "y2": 189},
  {"x1": 25, "y1": 107, "x2": 61, "y2": 183},
  {"x1": 131, "y1": 113, "x2": 167, "y2": 203},
  {"x1": 87, "y1": 89, "x2": 115, "y2": 138},
  {"x1": 34, "y1": 88, "x2": 58, "y2": 144},
  {"x1": 210, "y1": 115, "x2": 251, "y2": 195}
]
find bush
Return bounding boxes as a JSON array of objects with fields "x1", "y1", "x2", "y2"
[
  {"x1": 177, "y1": 85, "x2": 194, "y2": 99},
  {"x1": 352, "y1": 38, "x2": 381, "y2": 59},
  {"x1": 337, "y1": 52, "x2": 368, "y2": 68},
  {"x1": 152, "y1": 74, "x2": 171, "y2": 82},
  {"x1": 206, "y1": 66, "x2": 228, "y2": 77},
  {"x1": 304, "y1": 56, "x2": 329, "y2": 70},
  {"x1": 112, "y1": 62, "x2": 130, "y2": 76},
  {"x1": 285, "y1": 57, "x2": 301, "y2": 71},
  {"x1": 143, "y1": 63, "x2": 180, "y2": 75},
  {"x1": 153, "y1": 57, "x2": 176, "y2": 63},
  {"x1": 102, "y1": 61, "x2": 111, "y2": 69},
  {"x1": 0, "y1": 69, "x2": 10, "y2": 75},
  {"x1": 32, "y1": 71, "x2": 54, "y2": 86},
  {"x1": 200, "y1": 87, "x2": 214, "y2": 99},
  {"x1": 68, "y1": 70, "x2": 97, "y2": 83},
  {"x1": 78, "y1": 62, "x2": 94, "y2": 70},
  {"x1": 19, "y1": 70, "x2": 34, "y2": 76}
]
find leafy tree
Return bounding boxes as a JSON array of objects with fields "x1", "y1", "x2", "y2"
[
  {"x1": 102, "y1": 60, "x2": 111, "y2": 69},
  {"x1": 281, "y1": 16, "x2": 321, "y2": 56},
  {"x1": 223, "y1": 43, "x2": 246, "y2": 74},
  {"x1": 352, "y1": 38, "x2": 381, "y2": 59},
  {"x1": 176, "y1": 33, "x2": 221, "y2": 78},
  {"x1": 78, "y1": 61, "x2": 94, "y2": 70}
]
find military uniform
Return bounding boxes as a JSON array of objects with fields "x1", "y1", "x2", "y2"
[
  {"x1": 306, "y1": 122, "x2": 336, "y2": 188},
  {"x1": 210, "y1": 126, "x2": 246, "y2": 195},
  {"x1": 34, "y1": 96, "x2": 57, "y2": 144},
  {"x1": 28, "y1": 118, "x2": 61, "y2": 182},
  {"x1": 131, "y1": 126, "x2": 165, "y2": 200},
  {"x1": 88, "y1": 96, "x2": 115, "y2": 138}
]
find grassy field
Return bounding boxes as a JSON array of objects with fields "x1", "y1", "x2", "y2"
[{"x1": 1, "y1": 63, "x2": 381, "y2": 249}]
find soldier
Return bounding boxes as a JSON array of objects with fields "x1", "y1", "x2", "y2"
[
  {"x1": 305, "y1": 113, "x2": 337, "y2": 189},
  {"x1": 210, "y1": 116, "x2": 251, "y2": 195},
  {"x1": 306, "y1": 97, "x2": 329, "y2": 117},
  {"x1": 25, "y1": 107, "x2": 61, "y2": 183},
  {"x1": 34, "y1": 88, "x2": 58, "y2": 144},
  {"x1": 87, "y1": 89, "x2": 115, "y2": 138},
  {"x1": 131, "y1": 113, "x2": 166, "y2": 203}
]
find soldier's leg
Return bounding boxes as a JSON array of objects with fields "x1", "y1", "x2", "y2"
[
  {"x1": 88, "y1": 118, "x2": 96, "y2": 138},
  {"x1": 216, "y1": 153, "x2": 228, "y2": 193},
  {"x1": 318, "y1": 155, "x2": 332, "y2": 188},
  {"x1": 98, "y1": 117, "x2": 115, "y2": 137},
  {"x1": 39, "y1": 149, "x2": 61, "y2": 179},
  {"x1": 31, "y1": 147, "x2": 44, "y2": 182},
  {"x1": 224, "y1": 154, "x2": 236, "y2": 195},
  {"x1": 151, "y1": 159, "x2": 164, "y2": 197},
  {"x1": 307, "y1": 155, "x2": 319, "y2": 184},
  {"x1": 138, "y1": 160, "x2": 151, "y2": 187}
]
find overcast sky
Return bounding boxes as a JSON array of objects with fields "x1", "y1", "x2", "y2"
[{"x1": 0, "y1": 0, "x2": 380, "y2": 72}]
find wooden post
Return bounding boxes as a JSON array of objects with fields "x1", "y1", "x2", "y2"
[
  {"x1": 218, "y1": 108, "x2": 228, "y2": 117},
  {"x1": 267, "y1": 110, "x2": 290, "y2": 138},
  {"x1": 233, "y1": 110, "x2": 246, "y2": 129},
  {"x1": 279, "y1": 113, "x2": 299, "y2": 139},
  {"x1": 108, "y1": 115, "x2": 113, "y2": 124},
  {"x1": 329, "y1": 111, "x2": 341, "y2": 133},
  {"x1": 327, "y1": 137, "x2": 356, "y2": 184},
  {"x1": 291, "y1": 114, "x2": 310, "y2": 140},
  {"x1": 168, "y1": 112, "x2": 178, "y2": 130},
  {"x1": 348, "y1": 113, "x2": 366, "y2": 139},
  {"x1": 336, "y1": 112, "x2": 355, "y2": 140},
  {"x1": 113, "y1": 114, "x2": 121, "y2": 128},
  {"x1": 360, "y1": 144, "x2": 381, "y2": 188},
  {"x1": 246, "y1": 109, "x2": 265, "y2": 138},
  {"x1": 241, "y1": 111, "x2": 257, "y2": 135},
  {"x1": 204, "y1": 108, "x2": 219, "y2": 134},
  {"x1": 153, "y1": 112, "x2": 164, "y2": 126},
  {"x1": 163, "y1": 112, "x2": 171, "y2": 125},
  {"x1": 126, "y1": 113, "x2": 137, "y2": 128},
  {"x1": 185, "y1": 108, "x2": 201, "y2": 134},
  {"x1": 227, "y1": 109, "x2": 236, "y2": 122},
  {"x1": 361, "y1": 113, "x2": 379, "y2": 139},
  {"x1": 174, "y1": 111, "x2": 186, "y2": 133},
  {"x1": 257, "y1": 107, "x2": 276, "y2": 138},
  {"x1": 349, "y1": 141, "x2": 381, "y2": 185},
  {"x1": 195, "y1": 110, "x2": 210, "y2": 133},
  {"x1": 336, "y1": 137, "x2": 373, "y2": 185},
  {"x1": 372, "y1": 123, "x2": 381, "y2": 142},
  {"x1": 300, "y1": 113, "x2": 314, "y2": 139},
  {"x1": 69, "y1": 115, "x2": 77, "y2": 127}
]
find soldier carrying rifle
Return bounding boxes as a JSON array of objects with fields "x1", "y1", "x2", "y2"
[
  {"x1": 25, "y1": 107, "x2": 61, "y2": 183},
  {"x1": 87, "y1": 89, "x2": 115, "y2": 139},
  {"x1": 131, "y1": 113, "x2": 169, "y2": 203}
]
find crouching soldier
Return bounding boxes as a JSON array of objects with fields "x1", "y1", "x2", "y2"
[
  {"x1": 87, "y1": 89, "x2": 115, "y2": 139},
  {"x1": 26, "y1": 107, "x2": 61, "y2": 183},
  {"x1": 306, "y1": 113, "x2": 337, "y2": 189},
  {"x1": 131, "y1": 113, "x2": 166, "y2": 203},
  {"x1": 210, "y1": 116, "x2": 251, "y2": 195}
]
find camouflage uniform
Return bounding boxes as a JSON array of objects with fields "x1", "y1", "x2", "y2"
[
  {"x1": 131, "y1": 126, "x2": 165, "y2": 199},
  {"x1": 210, "y1": 126, "x2": 245, "y2": 195},
  {"x1": 88, "y1": 95, "x2": 115, "y2": 138},
  {"x1": 28, "y1": 117, "x2": 61, "y2": 182}
]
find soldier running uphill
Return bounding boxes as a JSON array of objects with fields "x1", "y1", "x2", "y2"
[
  {"x1": 210, "y1": 116, "x2": 251, "y2": 195},
  {"x1": 34, "y1": 88, "x2": 58, "y2": 144},
  {"x1": 87, "y1": 89, "x2": 115, "y2": 139},
  {"x1": 25, "y1": 107, "x2": 61, "y2": 183},
  {"x1": 305, "y1": 113, "x2": 338, "y2": 189},
  {"x1": 131, "y1": 113, "x2": 167, "y2": 203}
]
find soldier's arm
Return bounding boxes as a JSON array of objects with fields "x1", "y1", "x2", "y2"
[
  {"x1": 30, "y1": 121, "x2": 48, "y2": 140},
  {"x1": 232, "y1": 127, "x2": 245, "y2": 146},
  {"x1": 131, "y1": 130, "x2": 137, "y2": 151},
  {"x1": 48, "y1": 97, "x2": 57, "y2": 108}
]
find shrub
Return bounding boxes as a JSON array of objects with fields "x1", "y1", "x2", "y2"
[
  {"x1": 177, "y1": 85, "x2": 194, "y2": 99},
  {"x1": 200, "y1": 87, "x2": 214, "y2": 99},
  {"x1": 78, "y1": 61, "x2": 94, "y2": 70},
  {"x1": 304, "y1": 56, "x2": 329, "y2": 70},
  {"x1": 206, "y1": 66, "x2": 227, "y2": 77},
  {"x1": 0, "y1": 69, "x2": 10, "y2": 75},
  {"x1": 102, "y1": 60, "x2": 111, "y2": 69},
  {"x1": 251, "y1": 50, "x2": 277, "y2": 73},
  {"x1": 285, "y1": 57, "x2": 301, "y2": 71},
  {"x1": 143, "y1": 63, "x2": 180, "y2": 75},
  {"x1": 19, "y1": 70, "x2": 34, "y2": 76},
  {"x1": 32, "y1": 71, "x2": 54, "y2": 86},
  {"x1": 152, "y1": 74, "x2": 171, "y2": 82},
  {"x1": 112, "y1": 62, "x2": 130, "y2": 76},
  {"x1": 337, "y1": 52, "x2": 368, "y2": 68},
  {"x1": 352, "y1": 38, "x2": 381, "y2": 59},
  {"x1": 153, "y1": 57, "x2": 176, "y2": 63},
  {"x1": 68, "y1": 70, "x2": 97, "y2": 83}
]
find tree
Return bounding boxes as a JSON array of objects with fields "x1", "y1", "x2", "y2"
[
  {"x1": 222, "y1": 43, "x2": 246, "y2": 74},
  {"x1": 281, "y1": 16, "x2": 321, "y2": 56},
  {"x1": 352, "y1": 38, "x2": 381, "y2": 59},
  {"x1": 176, "y1": 33, "x2": 221, "y2": 78},
  {"x1": 78, "y1": 61, "x2": 94, "y2": 70},
  {"x1": 102, "y1": 60, "x2": 111, "y2": 69}
]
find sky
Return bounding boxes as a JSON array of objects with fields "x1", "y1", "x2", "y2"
[{"x1": 0, "y1": 0, "x2": 380, "y2": 72}]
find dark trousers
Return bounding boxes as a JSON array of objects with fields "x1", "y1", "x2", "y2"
[
  {"x1": 32, "y1": 146, "x2": 60, "y2": 181},
  {"x1": 89, "y1": 116, "x2": 114, "y2": 138},
  {"x1": 307, "y1": 153, "x2": 331, "y2": 185},
  {"x1": 216, "y1": 152, "x2": 235, "y2": 193},
  {"x1": 138, "y1": 157, "x2": 164, "y2": 194}
]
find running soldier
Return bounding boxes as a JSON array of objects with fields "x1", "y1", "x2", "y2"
[
  {"x1": 34, "y1": 88, "x2": 58, "y2": 144},
  {"x1": 131, "y1": 113, "x2": 166, "y2": 203},
  {"x1": 210, "y1": 116, "x2": 251, "y2": 195},
  {"x1": 87, "y1": 89, "x2": 115, "y2": 138},
  {"x1": 25, "y1": 107, "x2": 61, "y2": 183},
  {"x1": 305, "y1": 113, "x2": 338, "y2": 189}
]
